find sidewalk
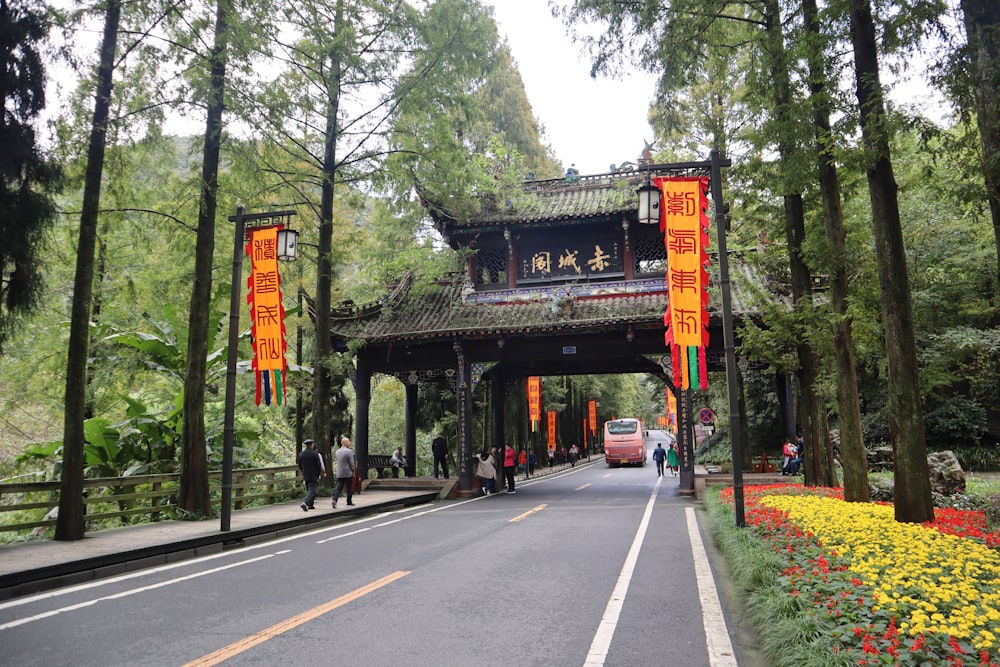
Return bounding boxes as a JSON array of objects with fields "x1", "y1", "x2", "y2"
[{"x1": 0, "y1": 483, "x2": 444, "y2": 602}]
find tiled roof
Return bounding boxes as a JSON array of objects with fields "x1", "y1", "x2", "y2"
[
  {"x1": 323, "y1": 254, "x2": 778, "y2": 344},
  {"x1": 439, "y1": 164, "x2": 714, "y2": 228}
]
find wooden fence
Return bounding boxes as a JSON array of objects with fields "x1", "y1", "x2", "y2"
[{"x1": 0, "y1": 465, "x2": 302, "y2": 537}]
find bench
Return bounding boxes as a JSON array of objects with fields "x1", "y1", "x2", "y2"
[
  {"x1": 367, "y1": 454, "x2": 406, "y2": 478},
  {"x1": 753, "y1": 453, "x2": 777, "y2": 473}
]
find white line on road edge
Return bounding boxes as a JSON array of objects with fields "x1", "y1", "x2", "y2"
[
  {"x1": 583, "y1": 475, "x2": 661, "y2": 666},
  {"x1": 686, "y1": 506, "x2": 738, "y2": 666},
  {"x1": 0, "y1": 552, "x2": 280, "y2": 631}
]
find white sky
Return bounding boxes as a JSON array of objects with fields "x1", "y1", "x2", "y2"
[{"x1": 486, "y1": 1, "x2": 657, "y2": 176}]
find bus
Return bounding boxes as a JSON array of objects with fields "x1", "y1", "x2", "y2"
[{"x1": 603, "y1": 418, "x2": 647, "y2": 467}]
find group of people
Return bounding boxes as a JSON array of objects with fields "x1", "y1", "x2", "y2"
[
  {"x1": 298, "y1": 435, "x2": 593, "y2": 507},
  {"x1": 296, "y1": 437, "x2": 357, "y2": 511},
  {"x1": 474, "y1": 443, "x2": 518, "y2": 494},
  {"x1": 781, "y1": 437, "x2": 804, "y2": 475},
  {"x1": 652, "y1": 441, "x2": 679, "y2": 476}
]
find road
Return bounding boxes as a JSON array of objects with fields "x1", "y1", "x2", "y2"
[{"x1": 0, "y1": 460, "x2": 744, "y2": 667}]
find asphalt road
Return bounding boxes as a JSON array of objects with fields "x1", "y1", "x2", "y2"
[{"x1": 0, "y1": 460, "x2": 746, "y2": 667}]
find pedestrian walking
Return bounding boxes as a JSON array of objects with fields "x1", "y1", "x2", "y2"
[
  {"x1": 667, "y1": 442, "x2": 679, "y2": 476},
  {"x1": 332, "y1": 437, "x2": 356, "y2": 508},
  {"x1": 569, "y1": 443, "x2": 579, "y2": 467},
  {"x1": 476, "y1": 450, "x2": 497, "y2": 495},
  {"x1": 548, "y1": 448, "x2": 556, "y2": 467},
  {"x1": 297, "y1": 439, "x2": 324, "y2": 510},
  {"x1": 503, "y1": 443, "x2": 517, "y2": 493},
  {"x1": 528, "y1": 450, "x2": 537, "y2": 476},
  {"x1": 432, "y1": 433, "x2": 450, "y2": 479},
  {"x1": 652, "y1": 441, "x2": 667, "y2": 477}
]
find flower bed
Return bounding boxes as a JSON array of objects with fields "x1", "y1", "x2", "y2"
[{"x1": 718, "y1": 484, "x2": 1000, "y2": 666}]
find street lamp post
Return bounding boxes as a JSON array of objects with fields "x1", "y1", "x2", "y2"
[
  {"x1": 635, "y1": 152, "x2": 741, "y2": 526},
  {"x1": 221, "y1": 206, "x2": 298, "y2": 532}
]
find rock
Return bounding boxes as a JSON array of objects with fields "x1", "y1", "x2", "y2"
[
  {"x1": 866, "y1": 447, "x2": 895, "y2": 472},
  {"x1": 927, "y1": 450, "x2": 966, "y2": 496}
]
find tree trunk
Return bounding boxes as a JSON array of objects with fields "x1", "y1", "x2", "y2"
[
  {"x1": 849, "y1": 0, "x2": 933, "y2": 522},
  {"x1": 785, "y1": 194, "x2": 836, "y2": 486},
  {"x1": 180, "y1": 0, "x2": 229, "y2": 515},
  {"x1": 56, "y1": 0, "x2": 122, "y2": 541},
  {"x1": 312, "y1": 0, "x2": 344, "y2": 475},
  {"x1": 763, "y1": 0, "x2": 835, "y2": 487},
  {"x1": 960, "y1": 0, "x2": 1000, "y2": 321},
  {"x1": 802, "y1": 0, "x2": 868, "y2": 501}
]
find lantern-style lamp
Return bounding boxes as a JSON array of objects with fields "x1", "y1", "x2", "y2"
[
  {"x1": 636, "y1": 174, "x2": 660, "y2": 224},
  {"x1": 277, "y1": 227, "x2": 299, "y2": 261}
]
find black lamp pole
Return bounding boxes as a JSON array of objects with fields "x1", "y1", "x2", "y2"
[
  {"x1": 221, "y1": 206, "x2": 246, "y2": 532},
  {"x1": 220, "y1": 207, "x2": 298, "y2": 531},
  {"x1": 709, "y1": 149, "x2": 745, "y2": 527}
]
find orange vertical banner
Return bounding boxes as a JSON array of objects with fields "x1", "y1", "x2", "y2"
[
  {"x1": 527, "y1": 376, "x2": 541, "y2": 432},
  {"x1": 587, "y1": 400, "x2": 597, "y2": 434},
  {"x1": 546, "y1": 410, "x2": 557, "y2": 448},
  {"x1": 247, "y1": 226, "x2": 287, "y2": 406},
  {"x1": 656, "y1": 176, "x2": 710, "y2": 391}
]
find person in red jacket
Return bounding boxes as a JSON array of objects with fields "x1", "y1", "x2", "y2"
[{"x1": 503, "y1": 443, "x2": 517, "y2": 494}]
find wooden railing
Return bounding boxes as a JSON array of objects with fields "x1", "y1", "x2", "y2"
[{"x1": 0, "y1": 465, "x2": 302, "y2": 538}]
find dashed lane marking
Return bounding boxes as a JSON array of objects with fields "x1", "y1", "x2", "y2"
[
  {"x1": 182, "y1": 570, "x2": 410, "y2": 666},
  {"x1": 508, "y1": 504, "x2": 548, "y2": 523}
]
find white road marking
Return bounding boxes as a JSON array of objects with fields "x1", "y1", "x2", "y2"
[
  {"x1": 0, "y1": 552, "x2": 280, "y2": 631},
  {"x1": 583, "y1": 476, "x2": 661, "y2": 666},
  {"x1": 686, "y1": 506, "x2": 738, "y2": 666}
]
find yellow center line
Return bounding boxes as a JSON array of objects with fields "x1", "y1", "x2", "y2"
[
  {"x1": 183, "y1": 570, "x2": 410, "y2": 667},
  {"x1": 509, "y1": 504, "x2": 548, "y2": 523},
  {"x1": 575, "y1": 483, "x2": 592, "y2": 491}
]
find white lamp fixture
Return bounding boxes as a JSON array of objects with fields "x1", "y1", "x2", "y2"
[
  {"x1": 637, "y1": 175, "x2": 660, "y2": 225},
  {"x1": 277, "y1": 228, "x2": 299, "y2": 261}
]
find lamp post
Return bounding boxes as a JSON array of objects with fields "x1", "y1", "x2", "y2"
[
  {"x1": 637, "y1": 153, "x2": 741, "y2": 526},
  {"x1": 221, "y1": 206, "x2": 298, "y2": 531}
]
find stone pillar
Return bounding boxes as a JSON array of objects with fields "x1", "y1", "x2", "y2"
[
  {"x1": 491, "y1": 370, "x2": 506, "y2": 452},
  {"x1": 405, "y1": 380, "x2": 418, "y2": 477},
  {"x1": 454, "y1": 341, "x2": 474, "y2": 491},
  {"x1": 678, "y1": 388, "x2": 695, "y2": 493},
  {"x1": 354, "y1": 353, "x2": 371, "y2": 485}
]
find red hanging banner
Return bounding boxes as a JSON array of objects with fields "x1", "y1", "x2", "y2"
[
  {"x1": 546, "y1": 410, "x2": 557, "y2": 448},
  {"x1": 246, "y1": 226, "x2": 287, "y2": 406},
  {"x1": 587, "y1": 400, "x2": 598, "y2": 434}
]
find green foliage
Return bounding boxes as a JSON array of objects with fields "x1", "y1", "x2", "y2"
[
  {"x1": 0, "y1": 0, "x2": 63, "y2": 354},
  {"x1": 923, "y1": 396, "x2": 988, "y2": 449}
]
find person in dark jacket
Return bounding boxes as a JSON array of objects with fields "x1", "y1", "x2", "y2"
[
  {"x1": 432, "y1": 433, "x2": 450, "y2": 479},
  {"x1": 297, "y1": 439, "x2": 324, "y2": 511}
]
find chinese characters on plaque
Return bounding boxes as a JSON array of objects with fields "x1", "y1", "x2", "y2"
[{"x1": 519, "y1": 239, "x2": 622, "y2": 281}]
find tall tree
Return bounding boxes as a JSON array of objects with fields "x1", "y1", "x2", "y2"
[
  {"x1": 848, "y1": 0, "x2": 932, "y2": 522},
  {"x1": 178, "y1": 0, "x2": 230, "y2": 515},
  {"x1": 0, "y1": 0, "x2": 61, "y2": 355},
  {"x1": 958, "y1": 1, "x2": 1000, "y2": 318},
  {"x1": 56, "y1": 0, "x2": 122, "y2": 541},
  {"x1": 761, "y1": 0, "x2": 836, "y2": 487},
  {"x1": 800, "y1": 0, "x2": 868, "y2": 501}
]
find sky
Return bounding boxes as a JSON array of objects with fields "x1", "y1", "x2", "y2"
[{"x1": 485, "y1": 1, "x2": 658, "y2": 176}]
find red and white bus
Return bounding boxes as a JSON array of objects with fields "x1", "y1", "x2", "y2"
[{"x1": 603, "y1": 418, "x2": 647, "y2": 467}]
